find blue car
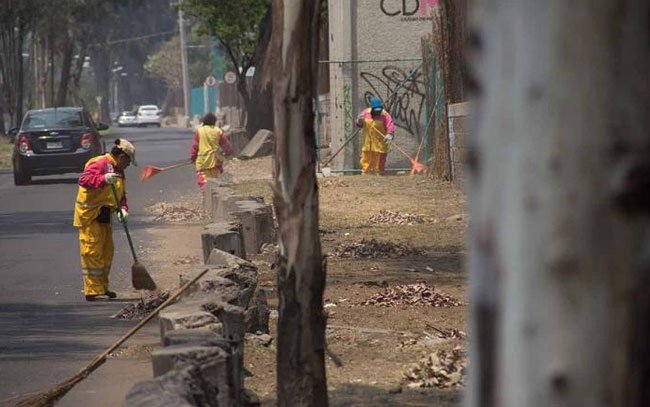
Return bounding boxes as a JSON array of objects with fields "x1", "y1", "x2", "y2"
[{"x1": 10, "y1": 107, "x2": 108, "y2": 185}]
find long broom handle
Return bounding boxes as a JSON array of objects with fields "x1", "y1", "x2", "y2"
[
  {"x1": 110, "y1": 183, "x2": 138, "y2": 263},
  {"x1": 366, "y1": 122, "x2": 414, "y2": 162},
  {"x1": 321, "y1": 127, "x2": 362, "y2": 168},
  {"x1": 161, "y1": 161, "x2": 194, "y2": 171},
  {"x1": 72, "y1": 268, "x2": 211, "y2": 379}
]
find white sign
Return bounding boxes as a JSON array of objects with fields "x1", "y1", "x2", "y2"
[
  {"x1": 224, "y1": 71, "x2": 237, "y2": 84},
  {"x1": 205, "y1": 75, "x2": 217, "y2": 87}
]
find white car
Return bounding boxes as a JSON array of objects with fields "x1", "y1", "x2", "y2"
[
  {"x1": 136, "y1": 105, "x2": 161, "y2": 127},
  {"x1": 117, "y1": 111, "x2": 137, "y2": 127}
]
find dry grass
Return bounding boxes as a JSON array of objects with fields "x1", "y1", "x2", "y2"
[
  {"x1": 0, "y1": 135, "x2": 13, "y2": 169},
  {"x1": 232, "y1": 169, "x2": 468, "y2": 405}
]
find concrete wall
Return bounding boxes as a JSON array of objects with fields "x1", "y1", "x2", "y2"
[
  {"x1": 448, "y1": 101, "x2": 469, "y2": 189},
  {"x1": 328, "y1": 0, "x2": 436, "y2": 171}
]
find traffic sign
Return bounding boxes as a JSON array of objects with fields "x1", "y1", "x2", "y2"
[
  {"x1": 205, "y1": 75, "x2": 217, "y2": 87},
  {"x1": 224, "y1": 71, "x2": 237, "y2": 84}
]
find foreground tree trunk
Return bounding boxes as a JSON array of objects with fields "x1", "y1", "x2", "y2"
[
  {"x1": 467, "y1": 1, "x2": 650, "y2": 407},
  {"x1": 56, "y1": 32, "x2": 74, "y2": 107},
  {"x1": 267, "y1": 0, "x2": 328, "y2": 405}
]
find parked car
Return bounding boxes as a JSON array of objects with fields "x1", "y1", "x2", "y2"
[
  {"x1": 11, "y1": 107, "x2": 107, "y2": 185},
  {"x1": 117, "y1": 111, "x2": 137, "y2": 127},
  {"x1": 136, "y1": 105, "x2": 161, "y2": 127}
]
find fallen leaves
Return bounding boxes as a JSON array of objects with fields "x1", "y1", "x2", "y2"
[
  {"x1": 360, "y1": 282, "x2": 463, "y2": 307},
  {"x1": 146, "y1": 200, "x2": 206, "y2": 222},
  {"x1": 404, "y1": 347, "x2": 467, "y2": 389},
  {"x1": 112, "y1": 291, "x2": 170, "y2": 320},
  {"x1": 368, "y1": 210, "x2": 428, "y2": 225},
  {"x1": 330, "y1": 239, "x2": 425, "y2": 259}
]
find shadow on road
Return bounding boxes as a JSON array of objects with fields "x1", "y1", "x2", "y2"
[
  {"x1": 26, "y1": 178, "x2": 79, "y2": 185},
  {"x1": 0, "y1": 301, "x2": 137, "y2": 362}
]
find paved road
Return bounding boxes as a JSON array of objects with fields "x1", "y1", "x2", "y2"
[{"x1": 0, "y1": 127, "x2": 197, "y2": 404}]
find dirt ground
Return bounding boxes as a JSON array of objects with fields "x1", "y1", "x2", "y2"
[{"x1": 148, "y1": 157, "x2": 468, "y2": 406}]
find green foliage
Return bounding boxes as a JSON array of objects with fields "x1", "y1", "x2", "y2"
[
  {"x1": 144, "y1": 32, "x2": 215, "y2": 89},
  {"x1": 181, "y1": 0, "x2": 269, "y2": 70}
]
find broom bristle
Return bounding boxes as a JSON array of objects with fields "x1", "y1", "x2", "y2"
[
  {"x1": 139, "y1": 166, "x2": 162, "y2": 182},
  {"x1": 132, "y1": 262, "x2": 157, "y2": 291},
  {"x1": 12, "y1": 370, "x2": 89, "y2": 406}
]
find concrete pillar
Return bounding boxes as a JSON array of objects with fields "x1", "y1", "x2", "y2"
[{"x1": 328, "y1": 0, "x2": 356, "y2": 172}]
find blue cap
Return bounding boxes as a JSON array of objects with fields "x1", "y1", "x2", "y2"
[{"x1": 370, "y1": 97, "x2": 384, "y2": 110}]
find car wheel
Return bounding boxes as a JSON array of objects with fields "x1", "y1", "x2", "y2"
[
  {"x1": 156, "y1": 123, "x2": 161, "y2": 128},
  {"x1": 13, "y1": 165, "x2": 31, "y2": 186}
]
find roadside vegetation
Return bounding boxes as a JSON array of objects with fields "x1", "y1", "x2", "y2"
[{"x1": 0, "y1": 136, "x2": 12, "y2": 169}]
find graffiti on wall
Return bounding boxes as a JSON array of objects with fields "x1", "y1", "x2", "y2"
[
  {"x1": 360, "y1": 66, "x2": 426, "y2": 139},
  {"x1": 380, "y1": 0, "x2": 437, "y2": 21},
  {"x1": 343, "y1": 83, "x2": 353, "y2": 139}
]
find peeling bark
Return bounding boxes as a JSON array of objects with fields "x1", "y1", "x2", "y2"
[{"x1": 268, "y1": 0, "x2": 328, "y2": 406}]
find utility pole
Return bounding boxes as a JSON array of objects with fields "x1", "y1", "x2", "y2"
[{"x1": 178, "y1": 2, "x2": 191, "y2": 124}]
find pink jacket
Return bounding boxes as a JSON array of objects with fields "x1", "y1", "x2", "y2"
[
  {"x1": 359, "y1": 108, "x2": 395, "y2": 134},
  {"x1": 78, "y1": 155, "x2": 128, "y2": 210}
]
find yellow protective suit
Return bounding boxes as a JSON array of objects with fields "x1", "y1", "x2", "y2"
[
  {"x1": 73, "y1": 154, "x2": 125, "y2": 296},
  {"x1": 193, "y1": 125, "x2": 226, "y2": 192},
  {"x1": 360, "y1": 109, "x2": 390, "y2": 174}
]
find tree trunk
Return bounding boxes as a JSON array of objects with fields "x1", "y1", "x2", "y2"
[
  {"x1": 268, "y1": 0, "x2": 328, "y2": 405},
  {"x1": 91, "y1": 46, "x2": 111, "y2": 123},
  {"x1": 429, "y1": 1, "x2": 452, "y2": 180},
  {"x1": 71, "y1": 42, "x2": 87, "y2": 105},
  {"x1": 247, "y1": 6, "x2": 274, "y2": 136},
  {"x1": 467, "y1": 1, "x2": 650, "y2": 407},
  {"x1": 56, "y1": 33, "x2": 74, "y2": 107}
]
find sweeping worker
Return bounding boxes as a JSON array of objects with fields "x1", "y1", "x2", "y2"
[
  {"x1": 356, "y1": 96, "x2": 395, "y2": 175},
  {"x1": 190, "y1": 112, "x2": 233, "y2": 193},
  {"x1": 73, "y1": 139, "x2": 136, "y2": 301}
]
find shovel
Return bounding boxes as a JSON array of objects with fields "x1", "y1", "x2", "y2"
[{"x1": 110, "y1": 184, "x2": 157, "y2": 291}]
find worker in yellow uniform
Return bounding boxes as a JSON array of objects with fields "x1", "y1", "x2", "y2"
[
  {"x1": 73, "y1": 139, "x2": 136, "y2": 301},
  {"x1": 190, "y1": 112, "x2": 233, "y2": 194},
  {"x1": 356, "y1": 97, "x2": 395, "y2": 175}
]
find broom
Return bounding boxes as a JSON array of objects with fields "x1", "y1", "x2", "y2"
[
  {"x1": 367, "y1": 123, "x2": 426, "y2": 174},
  {"x1": 110, "y1": 184, "x2": 157, "y2": 291},
  {"x1": 140, "y1": 160, "x2": 193, "y2": 182},
  {"x1": 9, "y1": 268, "x2": 211, "y2": 407}
]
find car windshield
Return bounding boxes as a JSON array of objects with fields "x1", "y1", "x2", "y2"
[
  {"x1": 141, "y1": 107, "x2": 157, "y2": 112},
  {"x1": 22, "y1": 110, "x2": 84, "y2": 130},
  {"x1": 121, "y1": 112, "x2": 135, "y2": 117}
]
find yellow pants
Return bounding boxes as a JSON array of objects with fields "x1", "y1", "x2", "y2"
[
  {"x1": 196, "y1": 167, "x2": 222, "y2": 193},
  {"x1": 360, "y1": 151, "x2": 387, "y2": 174},
  {"x1": 79, "y1": 221, "x2": 114, "y2": 296}
]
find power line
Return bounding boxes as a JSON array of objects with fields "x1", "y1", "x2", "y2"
[{"x1": 88, "y1": 30, "x2": 177, "y2": 47}]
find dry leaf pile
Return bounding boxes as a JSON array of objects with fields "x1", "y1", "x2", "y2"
[
  {"x1": 360, "y1": 282, "x2": 463, "y2": 307},
  {"x1": 320, "y1": 178, "x2": 349, "y2": 188},
  {"x1": 146, "y1": 201, "x2": 206, "y2": 222},
  {"x1": 404, "y1": 347, "x2": 467, "y2": 388},
  {"x1": 172, "y1": 255, "x2": 201, "y2": 265},
  {"x1": 368, "y1": 210, "x2": 426, "y2": 225},
  {"x1": 113, "y1": 291, "x2": 170, "y2": 320},
  {"x1": 330, "y1": 239, "x2": 425, "y2": 259}
]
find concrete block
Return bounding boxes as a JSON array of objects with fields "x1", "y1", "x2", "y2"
[
  {"x1": 163, "y1": 328, "x2": 230, "y2": 351},
  {"x1": 229, "y1": 200, "x2": 275, "y2": 256},
  {"x1": 158, "y1": 303, "x2": 222, "y2": 344},
  {"x1": 227, "y1": 129, "x2": 252, "y2": 156},
  {"x1": 244, "y1": 289, "x2": 271, "y2": 334},
  {"x1": 150, "y1": 347, "x2": 235, "y2": 406},
  {"x1": 125, "y1": 376, "x2": 193, "y2": 407},
  {"x1": 238, "y1": 129, "x2": 274, "y2": 159},
  {"x1": 180, "y1": 264, "x2": 256, "y2": 307},
  {"x1": 201, "y1": 222, "x2": 246, "y2": 263}
]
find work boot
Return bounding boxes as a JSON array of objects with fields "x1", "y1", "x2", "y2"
[
  {"x1": 105, "y1": 290, "x2": 117, "y2": 299},
  {"x1": 85, "y1": 295, "x2": 97, "y2": 302}
]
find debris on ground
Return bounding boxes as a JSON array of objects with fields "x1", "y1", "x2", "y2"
[
  {"x1": 172, "y1": 255, "x2": 201, "y2": 265},
  {"x1": 112, "y1": 291, "x2": 171, "y2": 320},
  {"x1": 246, "y1": 333, "x2": 273, "y2": 347},
  {"x1": 108, "y1": 344, "x2": 154, "y2": 359},
  {"x1": 425, "y1": 325, "x2": 467, "y2": 340},
  {"x1": 146, "y1": 200, "x2": 206, "y2": 222},
  {"x1": 320, "y1": 178, "x2": 349, "y2": 188},
  {"x1": 259, "y1": 243, "x2": 279, "y2": 255},
  {"x1": 360, "y1": 282, "x2": 463, "y2": 307},
  {"x1": 403, "y1": 347, "x2": 467, "y2": 389},
  {"x1": 330, "y1": 239, "x2": 425, "y2": 259},
  {"x1": 368, "y1": 210, "x2": 428, "y2": 225}
]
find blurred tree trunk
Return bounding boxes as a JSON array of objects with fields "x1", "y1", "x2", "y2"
[
  {"x1": 91, "y1": 45, "x2": 111, "y2": 123},
  {"x1": 268, "y1": 0, "x2": 328, "y2": 405},
  {"x1": 247, "y1": 6, "x2": 274, "y2": 136},
  {"x1": 70, "y1": 41, "x2": 87, "y2": 106},
  {"x1": 467, "y1": 1, "x2": 650, "y2": 407},
  {"x1": 56, "y1": 32, "x2": 74, "y2": 107}
]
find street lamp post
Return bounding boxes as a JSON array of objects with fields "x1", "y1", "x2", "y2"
[{"x1": 178, "y1": 2, "x2": 191, "y2": 125}]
